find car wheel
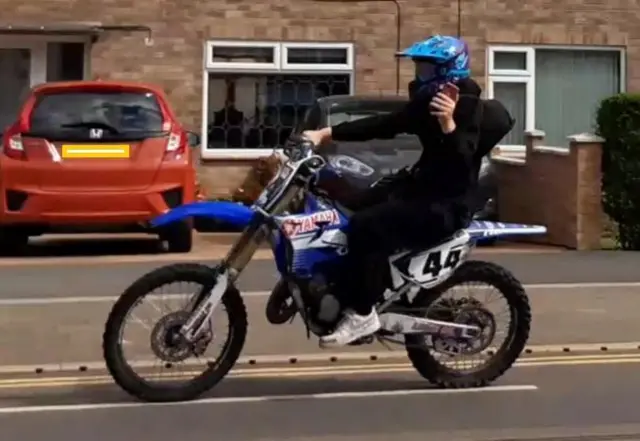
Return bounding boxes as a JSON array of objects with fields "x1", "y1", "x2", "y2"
[
  {"x1": 0, "y1": 228, "x2": 29, "y2": 255},
  {"x1": 161, "y1": 220, "x2": 193, "y2": 253}
]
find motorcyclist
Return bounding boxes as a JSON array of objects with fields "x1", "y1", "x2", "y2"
[{"x1": 303, "y1": 35, "x2": 485, "y2": 347}]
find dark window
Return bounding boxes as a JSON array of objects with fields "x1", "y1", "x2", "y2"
[
  {"x1": 0, "y1": 48, "x2": 30, "y2": 130},
  {"x1": 286, "y1": 48, "x2": 348, "y2": 65},
  {"x1": 206, "y1": 73, "x2": 350, "y2": 149},
  {"x1": 30, "y1": 91, "x2": 163, "y2": 137},
  {"x1": 46, "y1": 43, "x2": 85, "y2": 82},
  {"x1": 291, "y1": 104, "x2": 322, "y2": 136},
  {"x1": 211, "y1": 46, "x2": 275, "y2": 64},
  {"x1": 302, "y1": 104, "x2": 322, "y2": 131}
]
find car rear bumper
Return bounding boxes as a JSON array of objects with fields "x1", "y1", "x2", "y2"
[{"x1": 0, "y1": 184, "x2": 189, "y2": 225}]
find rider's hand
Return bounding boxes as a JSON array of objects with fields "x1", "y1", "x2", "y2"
[
  {"x1": 429, "y1": 83, "x2": 459, "y2": 134},
  {"x1": 302, "y1": 128, "x2": 332, "y2": 148}
]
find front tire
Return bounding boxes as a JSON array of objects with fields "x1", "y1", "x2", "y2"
[
  {"x1": 102, "y1": 263, "x2": 248, "y2": 402},
  {"x1": 405, "y1": 260, "x2": 531, "y2": 388}
]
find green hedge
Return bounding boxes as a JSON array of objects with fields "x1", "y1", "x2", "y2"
[{"x1": 596, "y1": 93, "x2": 640, "y2": 250}]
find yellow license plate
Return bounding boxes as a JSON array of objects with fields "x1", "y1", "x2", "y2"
[{"x1": 61, "y1": 144, "x2": 130, "y2": 159}]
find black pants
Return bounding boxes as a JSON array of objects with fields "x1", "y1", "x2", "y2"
[{"x1": 342, "y1": 185, "x2": 466, "y2": 315}]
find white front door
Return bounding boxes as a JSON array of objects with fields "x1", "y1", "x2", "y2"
[{"x1": 0, "y1": 40, "x2": 46, "y2": 132}]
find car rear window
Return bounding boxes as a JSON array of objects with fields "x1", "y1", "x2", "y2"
[{"x1": 29, "y1": 91, "x2": 164, "y2": 138}]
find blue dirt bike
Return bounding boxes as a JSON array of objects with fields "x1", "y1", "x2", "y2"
[{"x1": 102, "y1": 136, "x2": 546, "y2": 402}]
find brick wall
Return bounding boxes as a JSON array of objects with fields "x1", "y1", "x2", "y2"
[
  {"x1": 3, "y1": 0, "x2": 639, "y2": 126},
  {"x1": 494, "y1": 131, "x2": 603, "y2": 250}
]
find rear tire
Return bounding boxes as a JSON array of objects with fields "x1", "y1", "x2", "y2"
[
  {"x1": 405, "y1": 260, "x2": 531, "y2": 388},
  {"x1": 0, "y1": 227, "x2": 29, "y2": 256},
  {"x1": 102, "y1": 263, "x2": 248, "y2": 402},
  {"x1": 161, "y1": 220, "x2": 193, "y2": 253}
]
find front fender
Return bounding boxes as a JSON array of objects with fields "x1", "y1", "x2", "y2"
[{"x1": 151, "y1": 201, "x2": 255, "y2": 229}]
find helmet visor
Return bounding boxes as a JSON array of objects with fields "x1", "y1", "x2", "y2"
[{"x1": 413, "y1": 60, "x2": 439, "y2": 81}]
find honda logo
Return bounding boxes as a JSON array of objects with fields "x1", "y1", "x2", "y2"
[{"x1": 89, "y1": 128, "x2": 103, "y2": 139}]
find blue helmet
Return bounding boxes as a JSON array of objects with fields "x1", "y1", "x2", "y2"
[{"x1": 397, "y1": 35, "x2": 470, "y2": 94}]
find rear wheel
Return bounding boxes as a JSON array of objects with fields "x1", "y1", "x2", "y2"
[
  {"x1": 0, "y1": 227, "x2": 29, "y2": 256},
  {"x1": 161, "y1": 220, "x2": 193, "y2": 253},
  {"x1": 405, "y1": 260, "x2": 531, "y2": 388}
]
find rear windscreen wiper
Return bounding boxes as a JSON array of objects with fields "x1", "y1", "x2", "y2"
[{"x1": 61, "y1": 121, "x2": 120, "y2": 134}]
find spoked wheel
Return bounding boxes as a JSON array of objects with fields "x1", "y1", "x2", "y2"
[
  {"x1": 102, "y1": 263, "x2": 247, "y2": 402},
  {"x1": 405, "y1": 260, "x2": 531, "y2": 388}
]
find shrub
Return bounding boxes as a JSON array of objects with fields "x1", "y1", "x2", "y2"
[{"x1": 596, "y1": 93, "x2": 640, "y2": 249}]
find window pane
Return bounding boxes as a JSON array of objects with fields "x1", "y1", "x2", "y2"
[
  {"x1": 492, "y1": 82, "x2": 526, "y2": 145},
  {"x1": 494, "y1": 52, "x2": 527, "y2": 70},
  {"x1": 0, "y1": 48, "x2": 30, "y2": 131},
  {"x1": 206, "y1": 74, "x2": 350, "y2": 149},
  {"x1": 211, "y1": 46, "x2": 274, "y2": 64},
  {"x1": 287, "y1": 48, "x2": 348, "y2": 65},
  {"x1": 535, "y1": 49, "x2": 620, "y2": 146},
  {"x1": 30, "y1": 91, "x2": 163, "y2": 136},
  {"x1": 47, "y1": 42, "x2": 84, "y2": 81}
]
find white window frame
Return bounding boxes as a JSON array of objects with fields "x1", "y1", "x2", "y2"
[
  {"x1": 282, "y1": 41, "x2": 354, "y2": 71},
  {"x1": 205, "y1": 40, "x2": 281, "y2": 72},
  {"x1": 0, "y1": 34, "x2": 91, "y2": 88},
  {"x1": 487, "y1": 44, "x2": 625, "y2": 152},
  {"x1": 201, "y1": 40, "x2": 355, "y2": 159}
]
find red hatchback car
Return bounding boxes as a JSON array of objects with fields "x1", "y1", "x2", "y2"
[{"x1": 0, "y1": 81, "x2": 198, "y2": 253}]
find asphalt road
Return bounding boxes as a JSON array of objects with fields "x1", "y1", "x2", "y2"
[
  {"x1": 2, "y1": 249, "x2": 640, "y2": 367},
  {"x1": 1, "y1": 357, "x2": 640, "y2": 441},
  {"x1": 2, "y1": 250, "x2": 640, "y2": 299},
  {"x1": 2, "y1": 284, "x2": 640, "y2": 366}
]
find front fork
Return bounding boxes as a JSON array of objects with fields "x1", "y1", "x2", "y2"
[{"x1": 179, "y1": 185, "x2": 301, "y2": 342}]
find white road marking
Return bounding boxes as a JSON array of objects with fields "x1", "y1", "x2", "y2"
[
  {"x1": 1, "y1": 281, "x2": 640, "y2": 306},
  {"x1": 0, "y1": 291, "x2": 271, "y2": 305},
  {"x1": 0, "y1": 384, "x2": 538, "y2": 414}
]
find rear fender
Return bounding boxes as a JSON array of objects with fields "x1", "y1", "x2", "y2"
[{"x1": 151, "y1": 201, "x2": 255, "y2": 229}]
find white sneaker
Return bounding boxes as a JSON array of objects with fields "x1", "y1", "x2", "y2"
[{"x1": 319, "y1": 309, "x2": 381, "y2": 348}]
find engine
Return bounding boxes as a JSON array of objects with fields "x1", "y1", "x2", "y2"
[
  {"x1": 264, "y1": 274, "x2": 343, "y2": 328},
  {"x1": 306, "y1": 273, "x2": 342, "y2": 324}
]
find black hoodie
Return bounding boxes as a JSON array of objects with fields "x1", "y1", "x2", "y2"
[{"x1": 331, "y1": 78, "x2": 484, "y2": 207}]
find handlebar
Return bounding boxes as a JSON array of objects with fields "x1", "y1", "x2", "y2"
[{"x1": 283, "y1": 135, "x2": 316, "y2": 162}]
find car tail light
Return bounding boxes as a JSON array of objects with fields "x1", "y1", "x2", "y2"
[
  {"x1": 2, "y1": 131, "x2": 26, "y2": 160},
  {"x1": 164, "y1": 131, "x2": 187, "y2": 160}
]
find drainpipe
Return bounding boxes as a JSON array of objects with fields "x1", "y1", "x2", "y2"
[
  {"x1": 314, "y1": 0, "x2": 403, "y2": 94},
  {"x1": 456, "y1": 0, "x2": 462, "y2": 37}
]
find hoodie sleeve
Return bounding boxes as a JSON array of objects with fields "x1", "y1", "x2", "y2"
[
  {"x1": 331, "y1": 104, "x2": 414, "y2": 142},
  {"x1": 441, "y1": 96, "x2": 482, "y2": 161}
]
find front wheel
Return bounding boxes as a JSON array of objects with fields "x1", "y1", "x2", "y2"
[
  {"x1": 405, "y1": 260, "x2": 531, "y2": 388},
  {"x1": 102, "y1": 263, "x2": 247, "y2": 402}
]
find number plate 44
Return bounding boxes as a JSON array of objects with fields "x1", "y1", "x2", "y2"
[{"x1": 389, "y1": 231, "x2": 471, "y2": 289}]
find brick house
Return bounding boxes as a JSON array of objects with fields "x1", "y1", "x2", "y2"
[{"x1": 0, "y1": 0, "x2": 626, "y2": 248}]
